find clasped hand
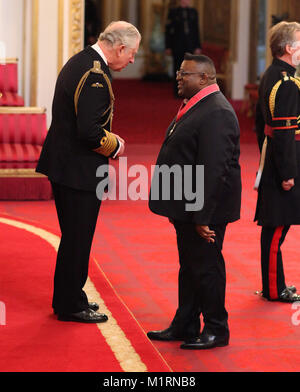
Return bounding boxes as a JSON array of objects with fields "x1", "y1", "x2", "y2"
[
  {"x1": 195, "y1": 225, "x2": 216, "y2": 243},
  {"x1": 282, "y1": 178, "x2": 294, "y2": 191},
  {"x1": 168, "y1": 219, "x2": 216, "y2": 243}
]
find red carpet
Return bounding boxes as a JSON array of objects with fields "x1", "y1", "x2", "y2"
[
  {"x1": 0, "y1": 221, "x2": 122, "y2": 372},
  {"x1": 0, "y1": 217, "x2": 170, "y2": 372},
  {"x1": 1, "y1": 80, "x2": 300, "y2": 372}
]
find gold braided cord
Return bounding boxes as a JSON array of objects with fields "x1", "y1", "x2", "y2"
[
  {"x1": 291, "y1": 76, "x2": 300, "y2": 90},
  {"x1": 100, "y1": 71, "x2": 115, "y2": 129},
  {"x1": 74, "y1": 70, "x2": 91, "y2": 115},
  {"x1": 269, "y1": 80, "x2": 282, "y2": 118},
  {"x1": 255, "y1": 75, "x2": 300, "y2": 190},
  {"x1": 74, "y1": 61, "x2": 115, "y2": 127},
  {"x1": 292, "y1": 76, "x2": 300, "y2": 132},
  {"x1": 269, "y1": 76, "x2": 300, "y2": 118}
]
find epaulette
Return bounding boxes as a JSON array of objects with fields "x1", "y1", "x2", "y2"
[
  {"x1": 90, "y1": 60, "x2": 102, "y2": 74},
  {"x1": 269, "y1": 72, "x2": 300, "y2": 117},
  {"x1": 280, "y1": 71, "x2": 290, "y2": 81}
]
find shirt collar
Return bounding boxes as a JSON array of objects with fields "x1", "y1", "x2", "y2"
[{"x1": 91, "y1": 42, "x2": 108, "y2": 66}]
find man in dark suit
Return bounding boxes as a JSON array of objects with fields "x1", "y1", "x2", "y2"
[
  {"x1": 165, "y1": 0, "x2": 201, "y2": 95},
  {"x1": 147, "y1": 53, "x2": 241, "y2": 349},
  {"x1": 254, "y1": 21, "x2": 300, "y2": 303},
  {"x1": 36, "y1": 21, "x2": 141, "y2": 323}
]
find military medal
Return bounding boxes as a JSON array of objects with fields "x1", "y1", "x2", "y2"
[{"x1": 168, "y1": 123, "x2": 176, "y2": 136}]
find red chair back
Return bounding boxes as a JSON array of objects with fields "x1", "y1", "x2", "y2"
[
  {"x1": 0, "y1": 60, "x2": 18, "y2": 93},
  {"x1": 201, "y1": 43, "x2": 229, "y2": 74},
  {"x1": 0, "y1": 108, "x2": 47, "y2": 145}
]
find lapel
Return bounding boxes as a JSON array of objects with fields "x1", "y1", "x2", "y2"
[{"x1": 164, "y1": 91, "x2": 221, "y2": 144}]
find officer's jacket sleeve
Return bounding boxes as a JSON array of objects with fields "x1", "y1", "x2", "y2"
[
  {"x1": 255, "y1": 101, "x2": 265, "y2": 152},
  {"x1": 271, "y1": 80, "x2": 298, "y2": 181},
  {"x1": 76, "y1": 72, "x2": 119, "y2": 157},
  {"x1": 193, "y1": 109, "x2": 239, "y2": 224}
]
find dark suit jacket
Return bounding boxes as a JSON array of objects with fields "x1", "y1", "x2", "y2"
[
  {"x1": 165, "y1": 6, "x2": 201, "y2": 55},
  {"x1": 36, "y1": 46, "x2": 115, "y2": 191},
  {"x1": 149, "y1": 90, "x2": 241, "y2": 225}
]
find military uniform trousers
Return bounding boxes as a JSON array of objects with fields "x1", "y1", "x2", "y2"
[
  {"x1": 261, "y1": 225, "x2": 290, "y2": 300},
  {"x1": 170, "y1": 221, "x2": 229, "y2": 338},
  {"x1": 51, "y1": 182, "x2": 101, "y2": 314}
]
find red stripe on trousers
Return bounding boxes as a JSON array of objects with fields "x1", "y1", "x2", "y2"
[{"x1": 269, "y1": 226, "x2": 284, "y2": 299}]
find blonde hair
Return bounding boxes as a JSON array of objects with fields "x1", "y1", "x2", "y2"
[{"x1": 269, "y1": 21, "x2": 300, "y2": 58}]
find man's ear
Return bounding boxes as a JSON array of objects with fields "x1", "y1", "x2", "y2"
[
  {"x1": 199, "y1": 73, "x2": 208, "y2": 86},
  {"x1": 286, "y1": 44, "x2": 293, "y2": 55},
  {"x1": 116, "y1": 44, "x2": 126, "y2": 57}
]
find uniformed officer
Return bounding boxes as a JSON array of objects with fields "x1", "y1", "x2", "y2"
[
  {"x1": 255, "y1": 21, "x2": 300, "y2": 302},
  {"x1": 165, "y1": 0, "x2": 201, "y2": 95},
  {"x1": 36, "y1": 21, "x2": 141, "y2": 323}
]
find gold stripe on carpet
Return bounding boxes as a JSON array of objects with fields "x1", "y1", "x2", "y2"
[{"x1": 0, "y1": 217, "x2": 147, "y2": 372}]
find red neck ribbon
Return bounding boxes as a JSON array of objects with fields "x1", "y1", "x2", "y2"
[{"x1": 176, "y1": 84, "x2": 220, "y2": 123}]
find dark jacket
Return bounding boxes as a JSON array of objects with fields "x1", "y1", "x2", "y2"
[
  {"x1": 255, "y1": 58, "x2": 300, "y2": 226},
  {"x1": 36, "y1": 46, "x2": 115, "y2": 191},
  {"x1": 149, "y1": 90, "x2": 241, "y2": 225},
  {"x1": 165, "y1": 6, "x2": 201, "y2": 55}
]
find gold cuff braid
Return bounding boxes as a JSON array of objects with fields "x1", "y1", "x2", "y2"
[{"x1": 93, "y1": 129, "x2": 118, "y2": 157}]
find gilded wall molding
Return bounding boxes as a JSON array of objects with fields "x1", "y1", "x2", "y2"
[
  {"x1": 22, "y1": 0, "x2": 27, "y2": 98},
  {"x1": 230, "y1": 0, "x2": 238, "y2": 62},
  {"x1": 30, "y1": 0, "x2": 39, "y2": 106},
  {"x1": 58, "y1": 0, "x2": 64, "y2": 73},
  {"x1": 69, "y1": 0, "x2": 84, "y2": 58}
]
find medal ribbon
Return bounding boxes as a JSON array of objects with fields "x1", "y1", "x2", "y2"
[{"x1": 175, "y1": 84, "x2": 220, "y2": 123}]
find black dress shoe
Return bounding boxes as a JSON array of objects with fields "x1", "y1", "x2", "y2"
[
  {"x1": 54, "y1": 302, "x2": 99, "y2": 315},
  {"x1": 261, "y1": 287, "x2": 300, "y2": 302},
  {"x1": 180, "y1": 334, "x2": 229, "y2": 350},
  {"x1": 86, "y1": 302, "x2": 100, "y2": 312},
  {"x1": 147, "y1": 327, "x2": 185, "y2": 341},
  {"x1": 288, "y1": 285, "x2": 297, "y2": 294},
  {"x1": 277, "y1": 288, "x2": 300, "y2": 303},
  {"x1": 57, "y1": 308, "x2": 108, "y2": 323}
]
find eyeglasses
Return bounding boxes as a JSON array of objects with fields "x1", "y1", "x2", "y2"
[
  {"x1": 176, "y1": 70, "x2": 204, "y2": 77},
  {"x1": 176, "y1": 70, "x2": 216, "y2": 79}
]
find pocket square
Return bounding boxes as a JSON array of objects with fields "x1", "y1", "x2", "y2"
[{"x1": 91, "y1": 82, "x2": 104, "y2": 88}]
